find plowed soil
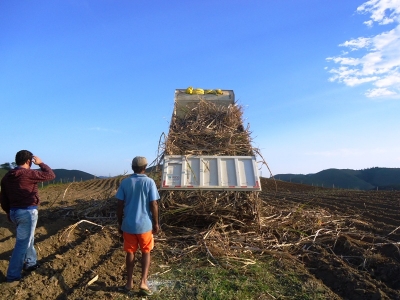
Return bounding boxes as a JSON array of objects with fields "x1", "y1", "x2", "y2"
[{"x1": 1, "y1": 177, "x2": 399, "y2": 299}]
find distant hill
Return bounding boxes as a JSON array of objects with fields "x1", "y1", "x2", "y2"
[
  {"x1": 51, "y1": 169, "x2": 98, "y2": 183},
  {"x1": 0, "y1": 168, "x2": 98, "y2": 184},
  {"x1": 0, "y1": 168, "x2": 7, "y2": 179},
  {"x1": 274, "y1": 167, "x2": 400, "y2": 190},
  {"x1": 0, "y1": 166, "x2": 159, "y2": 183}
]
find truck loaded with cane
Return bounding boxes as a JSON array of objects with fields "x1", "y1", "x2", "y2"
[{"x1": 158, "y1": 88, "x2": 263, "y2": 229}]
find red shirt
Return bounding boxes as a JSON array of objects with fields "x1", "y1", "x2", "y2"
[{"x1": 0, "y1": 163, "x2": 55, "y2": 213}]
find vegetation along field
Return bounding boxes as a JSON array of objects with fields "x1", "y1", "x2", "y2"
[{"x1": 0, "y1": 175, "x2": 399, "y2": 299}]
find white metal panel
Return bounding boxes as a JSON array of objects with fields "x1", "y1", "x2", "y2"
[
  {"x1": 202, "y1": 158, "x2": 218, "y2": 187},
  {"x1": 186, "y1": 157, "x2": 200, "y2": 186},
  {"x1": 220, "y1": 158, "x2": 237, "y2": 186},
  {"x1": 164, "y1": 157, "x2": 183, "y2": 187},
  {"x1": 237, "y1": 158, "x2": 255, "y2": 187},
  {"x1": 161, "y1": 155, "x2": 261, "y2": 191}
]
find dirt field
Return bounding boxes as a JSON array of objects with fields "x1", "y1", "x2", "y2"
[
  {"x1": 260, "y1": 178, "x2": 400, "y2": 299},
  {"x1": 0, "y1": 176, "x2": 399, "y2": 299}
]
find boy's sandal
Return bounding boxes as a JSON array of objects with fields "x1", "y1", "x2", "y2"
[{"x1": 139, "y1": 288, "x2": 153, "y2": 296}]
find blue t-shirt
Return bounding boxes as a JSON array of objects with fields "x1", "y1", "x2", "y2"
[{"x1": 116, "y1": 174, "x2": 160, "y2": 234}]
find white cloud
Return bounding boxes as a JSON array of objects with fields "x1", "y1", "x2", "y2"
[
  {"x1": 365, "y1": 87, "x2": 397, "y2": 97},
  {"x1": 375, "y1": 70, "x2": 400, "y2": 86},
  {"x1": 357, "y1": 0, "x2": 400, "y2": 25},
  {"x1": 327, "y1": 0, "x2": 400, "y2": 99},
  {"x1": 327, "y1": 56, "x2": 360, "y2": 65},
  {"x1": 328, "y1": 65, "x2": 379, "y2": 86},
  {"x1": 340, "y1": 37, "x2": 372, "y2": 50}
]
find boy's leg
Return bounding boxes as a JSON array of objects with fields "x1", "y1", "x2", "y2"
[
  {"x1": 140, "y1": 252, "x2": 150, "y2": 290},
  {"x1": 137, "y1": 231, "x2": 154, "y2": 291},
  {"x1": 125, "y1": 252, "x2": 135, "y2": 290},
  {"x1": 123, "y1": 232, "x2": 139, "y2": 290}
]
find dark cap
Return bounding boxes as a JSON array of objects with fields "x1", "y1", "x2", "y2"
[{"x1": 132, "y1": 156, "x2": 147, "y2": 167}]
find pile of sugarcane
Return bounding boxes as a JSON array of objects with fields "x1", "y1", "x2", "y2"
[
  {"x1": 160, "y1": 99, "x2": 261, "y2": 231},
  {"x1": 165, "y1": 99, "x2": 254, "y2": 156}
]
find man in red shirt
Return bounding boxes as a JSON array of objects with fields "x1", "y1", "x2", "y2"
[{"x1": 0, "y1": 150, "x2": 55, "y2": 283}]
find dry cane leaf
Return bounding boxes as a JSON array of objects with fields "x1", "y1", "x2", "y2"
[{"x1": 87, "y1": 274, "x2": 99, "y2": 286}]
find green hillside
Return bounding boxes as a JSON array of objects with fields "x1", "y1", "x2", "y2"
[
  {"x1": 0, "y1": 168, "x2": 98, "y2": 184},
  {"x1": 0, "y1": 168, "x2": 7, "y2": 179},
  {"x1": 52, "y1": 169, "x2": 98, "y2": 183},
  {"x1": 355, "y1": 167, "x2": 400, "y2": 186},
  {"x1": 275, "y1": 167, "x2": 400, "y2": 190},
  {"x1": 275, "y1": 169, "x2": 374, "y2": 190}
]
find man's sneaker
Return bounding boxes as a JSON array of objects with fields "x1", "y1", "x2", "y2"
[{"x1": 23, "y1": 263, "x2": 40, "y2": 272}]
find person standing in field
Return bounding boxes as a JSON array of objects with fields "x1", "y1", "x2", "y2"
[
  {"x1": 0, "y1": 150, "x2": 55, "y2": 283},
  {"x1": 116, "y1": 156, "x2": 160, "y2": 296}
]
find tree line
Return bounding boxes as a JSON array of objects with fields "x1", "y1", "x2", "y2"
[{"x1": 1, "y1": 162, "x2": 17, "y2": 170}]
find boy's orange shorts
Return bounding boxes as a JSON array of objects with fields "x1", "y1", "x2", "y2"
[{"x1": 123, "y1": 230, "x2": 154, "y2": 253}]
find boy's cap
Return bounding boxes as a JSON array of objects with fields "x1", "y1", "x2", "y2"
[{"x1": 132, "y1": 156, "x2": 147, "y2": 167}]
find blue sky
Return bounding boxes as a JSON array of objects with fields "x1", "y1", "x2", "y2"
[{"x1": 1, "y1": 0, "x2": 399, "y2": 177}]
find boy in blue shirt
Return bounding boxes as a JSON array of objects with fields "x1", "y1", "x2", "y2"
[{"x1": 116, "y1": 156, "x2": 159, "y2": 295}]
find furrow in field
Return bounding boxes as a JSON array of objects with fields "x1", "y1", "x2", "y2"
[{"x1": 5, "y1": 226, "x2": 119, "y2": 299}]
